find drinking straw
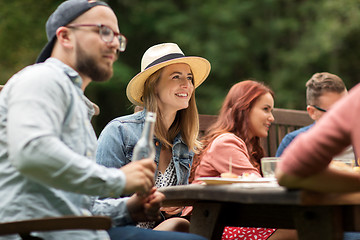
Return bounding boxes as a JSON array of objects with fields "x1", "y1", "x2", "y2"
[{"x1": 229, "y1": 156, "x2": 232, "y2": 174}]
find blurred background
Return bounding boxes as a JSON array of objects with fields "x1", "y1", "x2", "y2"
[{"x1": 1, "y1": 0, "x2": 360, "y2": 136}]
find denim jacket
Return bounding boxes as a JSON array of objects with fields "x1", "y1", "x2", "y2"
[{"x1": 96, "y1": 110, "x2": 194, "y2": 185}]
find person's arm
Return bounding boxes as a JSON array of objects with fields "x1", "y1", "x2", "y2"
[
  {"x1": 7, "y1": 67, "x2": 124, "y2": 197},
  {"x1": 201, "y1": 133, "x2": 261, "y2": 177},
  {"x1": 126, "y1": 188, "x2": 164, "y2": 223},
  {"x1": 93, "y1": 187, "x2": 164, "y2": 226},
  {"x1": 276, "y1": 167, "x2": 360, "y2": 192},
  {"x1": 92, "y1": 197, "x2": 134, "y2": 226}
]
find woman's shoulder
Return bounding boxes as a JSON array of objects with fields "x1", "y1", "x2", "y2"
[
  {"x1": 110, "y1": 111, "x2": 145, "y2": 125},
  {"x1": 212, "y1": 132, "x2": 245, "y2": 145},
  {"x1": 100, "y1": 111, "x2": 145, "y2": 136},
  {"x1": 206, "y1": 133, "x2": 246, "y2": 153}
]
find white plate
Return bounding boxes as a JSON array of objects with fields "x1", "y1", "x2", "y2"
[{"x1": 196, "y1": 177, "x2": 276, "y2": 185}]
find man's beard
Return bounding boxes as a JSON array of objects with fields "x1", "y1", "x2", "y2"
[{"x1": 75, "y1": 43, "x2": 113, "y2": 82}]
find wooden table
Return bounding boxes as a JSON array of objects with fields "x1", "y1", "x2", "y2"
[{"x1": 159, "y1": 183, "x2": 360, "y2": 240}]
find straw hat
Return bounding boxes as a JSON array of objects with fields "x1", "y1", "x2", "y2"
[{"x1": 126, "y1": 43, "x2": 211, "y2": 106}]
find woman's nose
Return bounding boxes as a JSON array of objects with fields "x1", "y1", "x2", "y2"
[
  {"x1": 269, "y1": 113, "x2": 275, "y2": 122},
  {"x1": 181, "y1": 78, "x2": 192, "y2": 88}
]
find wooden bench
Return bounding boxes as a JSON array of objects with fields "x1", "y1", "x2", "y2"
[
  {"x1": 199, "y1": 108, "x2": 313, "y2": 157},
  {"x1": 0, "y1": 216, "x2": 111, "y2": 239}
]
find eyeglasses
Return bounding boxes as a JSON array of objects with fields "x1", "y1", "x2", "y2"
[
  {"x1": 311, "y1": 105, "x2": 327, "y2": 112},
  {"x1": 67, "y1": 24, "x2": 127, "y2": 52}
]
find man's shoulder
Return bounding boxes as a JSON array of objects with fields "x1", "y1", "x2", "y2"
[
  {"x1": 276, "y1": 124, "x2": 314, "y2": 157},
  {"x1": 278, "y1": 124, "x2": 312, "y2": 147},
  {"x1": 284, "y1": 124, "x2": 313, "y2": 140},
  {"x1": 287, "y1": 124, "x2": 313, "y2": 138},
  {"x1": 5, "y1": 61, "x2": 71, "y2": 97},
  {"x1": 12, "y1": 60, "x2": 67, "y2": 83}
]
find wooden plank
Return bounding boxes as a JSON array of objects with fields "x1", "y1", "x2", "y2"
[
  {"x1": 293, "y1": 206, "x2": 343, "y2": 240},
  {"x1": 260, "y1": 138, "x2": 269, "y2": 157},
  {"x1": 272, "y1": 108, "x2": 313, "y2": 126},
  {"x1": 198, "y1": 114, "x2": 217, "y2": 136},
  {"x1": 0, "y1": 216, "x2": 112, "y2": 235},
  {"x1": 268, "y1": 124, "x2": 278, "y2": 157},
  {"x1": 343, "y1": 206, "x2": 360, "y2": 232},
  {"x1": 300, "y1": 191, "x2": 360, "y2": 206},
  {"x1": 189, "y1": 202, "x2": 353, "y2": 239},
  {"x1": 161, "y1": 185, "x2": 360, "y2": 208},
  {"x1": 190, "y1": 202, "x2": 224, "y2": 240},
  {"x1": 160, "y1": 185, "x2": 360, "y2": 239},
  {"x1": 159, "y1": 185, "x2": 302, "y2": 206},
  {"x1": 216, "y1": 203, "x2": 297, "y2": 229}
]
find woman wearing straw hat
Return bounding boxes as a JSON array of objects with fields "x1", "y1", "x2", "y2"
[{"x1": 96, "y1": 43, "x2": 210, "y2": 231}]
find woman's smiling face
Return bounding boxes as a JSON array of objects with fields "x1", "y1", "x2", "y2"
[
  {"x1": 155, "y1": 63, "x2": 194, "y2": 115},
  {"x1": 248, "y1": 92, "x2": 275, "y2": 138}
]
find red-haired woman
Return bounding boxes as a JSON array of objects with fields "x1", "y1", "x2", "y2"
[{"x1": 191, "y1": 80, "x2": 297, "y2": 240}]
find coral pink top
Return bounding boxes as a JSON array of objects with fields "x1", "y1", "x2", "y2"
[
  {"x1": 193, "y1": 133, "x2": 261, "y2": 183},
  {"x1": 191, "y1": 133, "x2": 276, "y2": 240},
  {"x1": 278, "y1": 84, "x2": 360, "y2": 177}
]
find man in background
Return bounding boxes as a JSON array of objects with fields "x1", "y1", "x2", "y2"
[{"x1": 276, "y1": 72, "x2": 354, "y2": 160}]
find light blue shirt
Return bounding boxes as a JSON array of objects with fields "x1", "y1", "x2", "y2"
[
  {"x1": 275, "y1": 124, "x2": 314, "y2": 157},
  {"x1": 0, "y1": 58, "x2": 131, "y2": 240}
]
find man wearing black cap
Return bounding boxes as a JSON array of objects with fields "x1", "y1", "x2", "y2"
[{"x1": 0, "y1": 1, "x2": 206, "y2": 240}]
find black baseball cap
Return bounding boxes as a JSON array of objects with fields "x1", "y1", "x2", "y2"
[{"x1": 36, "y1": 0, "x2": 109, "y2": 63}]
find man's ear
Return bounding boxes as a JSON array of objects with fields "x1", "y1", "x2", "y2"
[
  {"x1": 307, "y1": 105, "x2": 317, "y2": 121},
  {"x1": 56, "y1": 26, "x2": 74, "y2": 49}
]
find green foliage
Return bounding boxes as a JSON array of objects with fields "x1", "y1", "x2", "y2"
[
  {"x1": 1, "y1": 0, "x2": 360, "y2": 135},
  {"x1": 0, "y1": 0, "x2": 60, "y2": 80}
]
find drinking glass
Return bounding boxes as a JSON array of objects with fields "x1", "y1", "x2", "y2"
[{"x1": 261, "y1": 157, "x2": 281, "y2": 178}]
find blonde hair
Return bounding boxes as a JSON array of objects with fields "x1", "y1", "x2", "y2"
[{"x1": 142, "y1": 68, "x2": 201, "y2": 153}]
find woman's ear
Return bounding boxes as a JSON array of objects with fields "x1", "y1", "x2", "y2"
[{"x1": 154, "y1": 84, "x2": 158, "y2": 95}]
